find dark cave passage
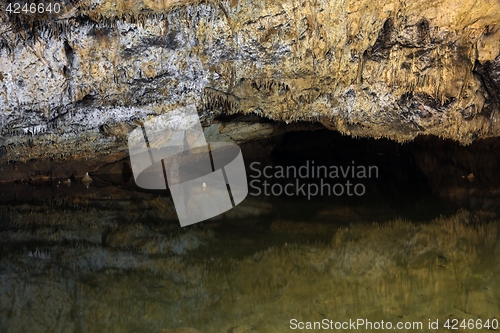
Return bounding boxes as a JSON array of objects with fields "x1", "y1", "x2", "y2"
[{"x1": 240, "y1": 128, "x2": 500, "y2": 221}]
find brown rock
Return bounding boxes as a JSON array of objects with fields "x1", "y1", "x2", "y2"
[{"x1": 1, "y1": 0, "x2": 500, "y2": 180}]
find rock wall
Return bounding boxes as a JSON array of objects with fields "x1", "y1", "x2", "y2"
[{"x1": 0, "y1": 0, "x2": 500, "y2": 180}]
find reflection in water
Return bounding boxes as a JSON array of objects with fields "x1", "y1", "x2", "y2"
[{"x1": 0, "y1": 178, "x2": 499, "y2": 333}]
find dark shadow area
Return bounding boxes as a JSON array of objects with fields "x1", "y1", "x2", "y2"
[{"x1": 262, "y1": 130, "x2": 500, "y2": 221}]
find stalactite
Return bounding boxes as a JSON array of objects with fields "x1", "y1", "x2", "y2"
[{"x1": 203, "y1": 87, "x2": 240, "y2": 113}]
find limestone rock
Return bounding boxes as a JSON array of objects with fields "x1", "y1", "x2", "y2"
[{"x1": 1, "y1": 0, "x2": 499, "y2": 180}]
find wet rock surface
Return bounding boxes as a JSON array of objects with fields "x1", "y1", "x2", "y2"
[{"x1": 1, "y1": 0, "x2": 500, "y2": 180}]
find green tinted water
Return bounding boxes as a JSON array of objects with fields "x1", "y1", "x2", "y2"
[{"x1": 0, "y1": 171, "x2": 499, "y2": 333}]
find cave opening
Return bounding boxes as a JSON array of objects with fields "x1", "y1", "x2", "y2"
[{"x1": 237, "y1": 126, "x2": 500, "y2": 223}]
